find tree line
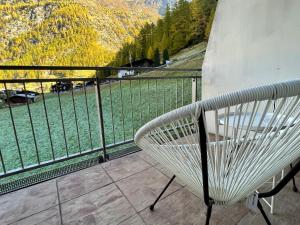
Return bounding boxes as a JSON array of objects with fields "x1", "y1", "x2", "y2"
[
  {"x1": 110, "y1": 0, "x2": 217, "y2": 68},
  {"x1": 0, "y1": 2, "x2": 114, "y2": 79}
]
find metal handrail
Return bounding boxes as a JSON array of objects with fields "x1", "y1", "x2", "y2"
[
  {"x1": 0, "y1": 65, "x2": 201, "y2": 71},
  {"x1": 0, "y1": 67, "x2": 202, "y2": 181},
  {"x1": 0, "y1": 76, "x2": 201, "y2": 83}
]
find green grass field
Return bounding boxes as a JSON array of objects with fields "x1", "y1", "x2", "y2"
[
  {"x1": 0, "y1": 43, "x2": 205, "y2": 177},
  {"x1": 0, "y1": 77, "x2": 198, "y2": 174}
]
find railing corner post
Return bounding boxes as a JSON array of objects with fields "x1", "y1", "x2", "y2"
[{"x1": 95, "y1": 75, "x2": 108, "y2": 162}]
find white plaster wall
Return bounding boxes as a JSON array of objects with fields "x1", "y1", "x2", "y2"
[{"x1": 202, "y1": 0, "x2": 300, "y2": 100}]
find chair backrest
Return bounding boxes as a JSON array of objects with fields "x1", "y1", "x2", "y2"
[{"x1": 135, "y1": 80, "x2": 300, "y2": 205}]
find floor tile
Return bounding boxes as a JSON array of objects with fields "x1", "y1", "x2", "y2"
[
  {"x1": 119, "y1": 214, "x2": 146, "y2": 225},
  {"x1": 57, "y1": 165, "x2": 112, "y2": 202},
  {"x1": 0, "y1": 180, "x2": 58, "y2": 225},
  {"x1": 135, "y1": 151, "x2": 159, "y2": 166},
  {"x1": 1, "y1": 155, "x2": 298, "y2": 225},
  {"x1": 61, "y1": 183, "x2": 136, "y2": 225},
  {"x1": 10, "y1": 206, "x2": 61, "y2": 225},
  {"x1": 116, "y1": 167, "x2": 182, "y2": 212},
  {"x1": 155, "y1": 164, "x2": 186, "y2": 186},
  {"x1": 140, "y1": 186, "x2": 250, "y2": 225},
  {"x1": 184, "y1": 184, "x2": 202, "y2": 199},
  {"x1": 139, "y1": 187, "x2": 206, "y2": 225},
  {"x1": 238, "y1": 177, "x2": 300, "y2": 225},
  {"x1": 102, "y1": 154, "x2": 151, "y2": 181},
  {"x1": 209, "y1": 202, "x2": 249, "y2": 225}
]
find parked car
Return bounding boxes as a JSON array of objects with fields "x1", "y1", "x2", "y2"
[
  {"x1": 85, "y1": 80, "x2": 95, "y2": 87},
  {"x1": 51, "y1": 81, "x2": 73, "y2": 93},
  {"x1": 0, "y1": 97, "x2": 4, "y2": 108},
  {"x1": 0, "y1": 89, "x2": 38, "y2": 104},
  {"x1": 16, "y1": 90, "x2": 40, "y2": 96},
  {"x1": 9, "y1": 95, "x2": 35, "y2": 104},
  {"x1": 0, "y1": 90, "x2": 15, "y2": 100},
  {"x1": 74, "y1": 83, "x2": 84, "y2": 89}
]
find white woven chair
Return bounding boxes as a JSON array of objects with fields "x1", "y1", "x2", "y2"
[{"x1": 135, "y1": 80, "x2": 300, "y2": 225}]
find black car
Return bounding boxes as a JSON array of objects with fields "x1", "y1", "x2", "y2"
[
  {"x1": 16, "y1": 90, "x2": 40, "y2": 96},
  {"x1": 51, "y1": 81, "x2": 73, "y2": 93},
  {"x1": 0, "y1": 89, "x2": 38, "y2": 104},
  {"x1": 74, "y1": 83, "x2": 84, "y2": 89},
  {"x1": 85, "y1": 80, "x2": 95, "y2": 87}
]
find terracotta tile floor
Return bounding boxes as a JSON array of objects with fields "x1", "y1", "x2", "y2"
[{"x1": 0, "y1": 151, "x2": 299, "y2": 225}]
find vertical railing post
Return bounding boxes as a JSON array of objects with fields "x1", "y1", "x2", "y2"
[
  {"x1": 198, "y1": 76, "x2": 202, "y2": 101},
  {"x1": 4, "y1": 83, "x2": 24, "y2": 169},
  {"x1": 192, "y1": 78, "x2": 197, "y2": 103},
  {"x1": 95, "y1": 74, "x2": 108, "y2": 162}
]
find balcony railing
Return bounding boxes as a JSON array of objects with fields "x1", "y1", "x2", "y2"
[{"x1": 0, "y1": 66, "x2": 201, "y2": 194}]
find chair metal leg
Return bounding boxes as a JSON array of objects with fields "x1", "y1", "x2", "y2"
[
  {"x1": 257, "y1": 200, "x2": 271, "y2": 225},
  {"x1": 205, "y1": 203, "x2": 213, "y2": 225},
  {"x1": 150, "y1": 175, "x2": 176, "y2": 211},
  {"x1": 259, "y1": 160, "x2": 300, "y2": 199},
  {"x1": 290, "y1": 164, "x2": 298, "y2": 192},
  {"x1": 257, "y1": 161, "x2": 299, "y2": 225}
]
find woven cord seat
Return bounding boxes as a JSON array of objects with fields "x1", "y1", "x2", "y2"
[{"x1": 134, "y1": 80, "x2": 300, "y2": 225}]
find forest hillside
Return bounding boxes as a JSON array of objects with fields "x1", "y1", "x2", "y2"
[
  {"x1": 0, "y1": 0, "x2": 160, "y2": 78},
  {"x1": 0, "y1": 0, "x2": 216, "y2": 79}
]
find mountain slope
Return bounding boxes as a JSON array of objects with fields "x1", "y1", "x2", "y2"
[
  {"x1": 0, "y1": 0, "x2": 160, "y2": 78},
  {"x1": 74, "y1": 0, "x2": 160, "y2": 51}
]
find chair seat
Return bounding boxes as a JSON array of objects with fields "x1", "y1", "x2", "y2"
[{"x1": 135, "y1": 80, "x2": 300, "y2": 205}]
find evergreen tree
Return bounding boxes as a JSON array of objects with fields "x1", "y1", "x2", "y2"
[
  {"x1": 138, "y1": 24, "x2": 151, "y2": 59},
  {"x1": 205, "y1": 7, "x2": 216, "y2": 40},
  {"x1": 163, "y1": 5, "x2": 172, "y2": 43},
  {"x1": 153, "y1": 19, "x2": 164, "y2": 50},
  {"x1": 161, "y1": 32, "x2": 169, "y2": 51},
  {"x1": 189, "y1": 0, "x2": 206, "y2": 43},
  {"x1": 153, "y1": 48, "x2": 160, "y2": 66},
  {"x1": 163, "y1": 48, "x2": 170, "y2": 64},
  {"x1": 111, "y1": 0, "x2": 217, "y2": 68},
  {"x1": 147, "y1": 46, "x2": 154, "y2": 60},
  {"x1": 170, "y1": 0, "x2": 192, "y2": 53},
  {"x1": 189, "y1": 0, "x2": 217, "y2": 43}
]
